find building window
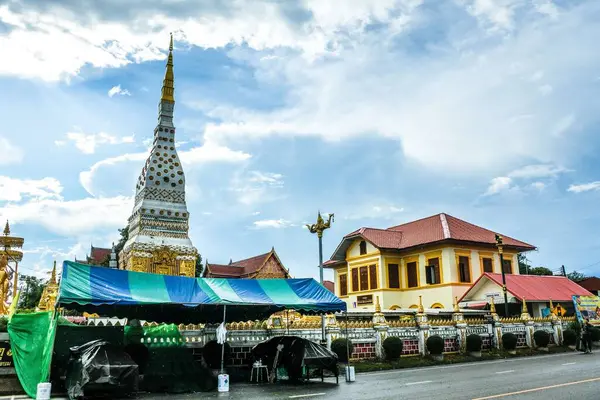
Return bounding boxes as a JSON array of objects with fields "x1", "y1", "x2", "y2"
[
  {"x1": 407, "y1": 261, "x2": 418, "y2": 288},
  {"x1": 502, "y1": 259, "x2": 513, "y2": 274},
  {"x1": 369, "y1": 264, "x2": 378, "y2": 289},
  {"x1": 482, "y1": 258, "x2": 493, "y2": 273},
  {"x1": 339, "y1": 274, "x2": 348, "y2": 296},
  {"x1": 388, "y1": 264, "x2": 400, "y2": 288},
  {"x1": 359, "y1": 240, "x2": 367, "y2": 255},
  {"x1": 458, "y1": 256, "x2": 471, "y2": 282},
  {"x1": 426, "y1": 257, "x2": 441, "y2": 285},
  {"x1": 352, "y1": 268, "x2": 359, "y2": 292},
  {"x1": 359, "y1": 266, "x2": 369, "y2": 291}
]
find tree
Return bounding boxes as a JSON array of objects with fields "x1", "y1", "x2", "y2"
[
  {"x1": 518, "y1": 254, "x2": 531, "y2": 275},
  {"x1": 114, "y1": 225, "x2": 129, "y2": 256},
  {"x1": 195, "y1": 254, "x2": 204, "y2": 278},
  {"x1": 99, "y1": 254, "x2": 110, "y2": 267},
  {"x1": 18, "y1": 275, "x2": 45, "y2": 310},
  {"x1": 568, "y1": 271, "x2": 587, "y2": 282},
  {"x1": 527, "y1": 267, "x2": 554, "y2": 276}
]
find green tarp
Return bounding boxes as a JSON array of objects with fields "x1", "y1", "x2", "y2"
[{"x1": 8, "y1": 311, "x2": 58, "y2": 399}]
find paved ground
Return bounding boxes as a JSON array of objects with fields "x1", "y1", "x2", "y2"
[{"x1": 3, "y1": 352, "x2": 600, "y2": 399}]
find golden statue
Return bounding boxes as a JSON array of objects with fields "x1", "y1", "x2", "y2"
[
  {"x1": 305, "y1": 212, "x2": 334, "y2": 238},
  {"x1": 37, "y1": 261, "x2": 59, "y2": 312},
  {"x1": 0, "y1": 255, "x2": 10, "y2": 315}
]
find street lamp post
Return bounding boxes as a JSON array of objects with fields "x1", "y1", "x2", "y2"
[
  {"x1": 495, "y1": 234, "x2": 509, "y2": 316},
  {"x1": 306, "y1": 211, "x2": 334, "y2": 343}
]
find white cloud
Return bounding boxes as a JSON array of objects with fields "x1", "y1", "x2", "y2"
[
  {"x1": 0, "y1": 195, "x2": 133, "y2": 236},
  {"x1": 230, "y1": 170, "x2": 285, "y2": 205},
  {"x1": 252, "y1": 218, "x2": 294, "y2": 229},
  {"x1": 79, "y1": 142, "x2": 251, "y2": 196},
  {"x1": 0, "y1": 176, "x2": 63, "y2": 201},
  {"x1": 0, "y1": 137, "x2": 24, "y2": 165},
  {"x1": 485, "y1": 177, "x2": 513, "y2": 195},
  {"x1": 507, "y1": 164, "x2": 571, "y2": 179},
  {"x1": 57, "y1": 131, "x2": 135, "y2": 154},
  {"x1": 567, "y1": 181, "x2": 600, "y2": 193},
  {"x1": 108, "y1": 85, "x2": 131, "y2": 97},
  {"x1": 344, "y1": 204, "x2": 404, "y2": 220},
  {"x1": 531, "y1": 181, "x2": 546, "y2": 191}
]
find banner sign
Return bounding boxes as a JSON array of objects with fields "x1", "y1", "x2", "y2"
[
  {"x1": 572, "y1": 295, "x2": 600, "y2": 325},
  {"x1": 0, "y1": 341, "x2": 13, "y2": 368}
]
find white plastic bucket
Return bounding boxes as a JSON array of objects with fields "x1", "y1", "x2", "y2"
[
  {"x1": 36, "y1": 382, "x2": 52, "y2": 400},
  {"x1": 218, "y1": 374, "x2": 230, "y2": 392},
  {"x1": 345, "y1": 365, "x2": 355, "y2": 382}
]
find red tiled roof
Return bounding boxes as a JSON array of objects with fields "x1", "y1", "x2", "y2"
[
  {"x1": 205, "y1": 252, "x2": 271, "y2": 278},
  {"x1": 462, "y1": 273, "x2": 593, "y2": 302},
  {"x1": 323, "y1": 280, "x2": 334, "y2": 293},
  {"x1": 577, "y1": 277, "x2": 600, "y2": 292},
  {"x1": 90, "y1": 246, "x2": 111, "y2": 264},
  {"x1": 351, "y1": 213, "x2": 534, "y2": 251}
]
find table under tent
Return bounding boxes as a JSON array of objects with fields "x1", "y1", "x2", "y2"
[{"x1": 7, "y1": 261, "x2": 347, "y2": 399}]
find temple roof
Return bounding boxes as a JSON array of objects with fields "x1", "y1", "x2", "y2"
[{"x1": 204, "y1": 248, "x2": 290, "y2": 278}]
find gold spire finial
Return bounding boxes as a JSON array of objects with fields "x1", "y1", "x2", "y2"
[
  {"x1": 490, "y1": 296, "x2": 496, "y2": 313},
  {"x1": 453, "y1": 296, "x2": 460, "y2": 312},
  {"x1": 3, "y1": 220, "x2": 9, "y2": 236},
  {"x1": 549, "y1": 298, "x2": 554, "y2": 310},
  {"x1": 161, "y1": 33, "x2": 175, "y2": 103},
  {"x1": 375, "y1": 296, "x2": 381, "y2": 313},
  {"x1": 418, "y1": 295, "x2": 424, "y2": 313},
  {"x1": 50, "y1": 261, "x2": 57, "y2": 284},
  {"x1": 521, "y1": 297, "x2": 527, "y2": 313}
]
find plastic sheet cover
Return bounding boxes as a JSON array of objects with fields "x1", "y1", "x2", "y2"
[
  {"x1": 57, "y1": 261, "x2": 346, "y2": 323},
  {"x1": 65, "y1": 339, "x2": 139, "y2": 400},
  {"x1": 251, "y1": 336, "x2": 338, "y2": 381}
]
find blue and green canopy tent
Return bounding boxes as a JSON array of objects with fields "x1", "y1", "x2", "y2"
[{"x1": 57, "y1": 261, "x2": 346, "y2": 323}]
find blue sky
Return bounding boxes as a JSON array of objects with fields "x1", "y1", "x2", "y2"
[{"x1": 1, "y1": 0, "x2": 600, "y2": 280}]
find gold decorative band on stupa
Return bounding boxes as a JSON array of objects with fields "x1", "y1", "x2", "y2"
[{"x1": 161, "y1": 33, "x2": 175, "y2": 103}]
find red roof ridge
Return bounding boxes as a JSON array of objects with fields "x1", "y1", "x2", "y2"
[{"x1": 386, "y1": 213, "x2": 443, "y2": 231}]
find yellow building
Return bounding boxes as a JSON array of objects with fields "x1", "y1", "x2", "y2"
[{"x1": 324, "y1": 213, "x2": 535, "y2": 312}]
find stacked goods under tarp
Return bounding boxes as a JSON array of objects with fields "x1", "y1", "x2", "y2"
[{"x1": 7, "y1": 311, "x2": 58, "y2": 398}]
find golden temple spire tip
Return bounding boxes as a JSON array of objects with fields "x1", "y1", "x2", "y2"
[
  {"x1": 3, "y1": 220, "x2": 9, "y2": 236},
  {"x1": 160, "y1": 32, "x2": 175, "y2": 102}
]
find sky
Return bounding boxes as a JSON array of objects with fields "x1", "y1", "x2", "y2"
[{"x1": 1, "y1": 0, "x2": 600, "y2": 282}]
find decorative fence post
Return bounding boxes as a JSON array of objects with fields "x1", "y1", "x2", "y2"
[
  {"x1": 490, "y1": 298, "x2": 502, "y2": 349},
  {"x1": 452, "y1": 297, "x2": 467, "y2": 353},
  {"x1": 415, "y1": 296, "x2": 429, "y2": 356},
  {"x1": 521, "y1": 298, "x2": 534, "y2": 348},
  {"x1": 325, "y1": 314, "x2": 340, "y2": 350},
  {"x1": 549, "y1": 300, "x2": 563, "y2": 346},
  {"x1": 372, "y1": 297, "x2": 389, "y2": 359}
]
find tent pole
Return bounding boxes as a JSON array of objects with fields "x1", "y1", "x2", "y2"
[
  {"x1": 345, "y1": 311, "x2": 350, "y2": 364},
  {"x1": 220, "y1": 305, "x2": 227, "y2": 375}
]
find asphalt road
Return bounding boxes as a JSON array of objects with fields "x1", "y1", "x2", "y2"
[{"x1": 3, "y1": 352, "x2": 599, "y2": 400}]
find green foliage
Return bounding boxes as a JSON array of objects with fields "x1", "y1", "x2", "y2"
[
  {"x1": 590, "y1": 327, "x2": 600, "y2": 342},
  {"x1": 518, "y1": 256, "x2": 553, "y2": 275},
  {"x1": 18, "y1": 275, "x2": 45, "y2": 310},
  {"x1": 528, "y1": 267, "x2": 553, "y2": 276},
  {"x1": 518, "y1": 254, "x2": 531, "y2": 275},
  {"x1": 568, "y1": 320, "x2": 581, "y2": 335},
  {"x1": 562, "y1": 329, "x2": 577, "y2": 346},
  {"x1": 15, "y1": 308, "x2": 36, "y2": 314},
  {"x1": 331, "y1": 338, "x2": 353, "y2": 363},
  {"x1": 114, "y1": 225, "x2": 129, "y2": 262},
  {"x1": 533, "y1": 330, "x2": 550, "y2": 348},
  {"x1": 0, "y1": 316, "x2": 7, "y2": 332},
  {"x1": 202, "y1": 340, "x2": 231, "y2": 369},
  {"x1": 567, "y1": 271, "x2": 587, "y2": 282},
  {"x1": 502, "y1": 333, "x2": 518, "y2": 351},
  {"x1": 195, "y1": 254, "x2": 204, "y2": 278},
  {"x1": 382, "y1": 336, "x2": 403, "y2": 360},
  {"x1": 426, "y1": 335, "x2": 444, "y2": 355},
  {"x1": 466, "y1": 334, "x2": 482, "y2": 352}
]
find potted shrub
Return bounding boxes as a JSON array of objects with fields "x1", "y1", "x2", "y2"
[
  {"x1": 562, "y1": 329, "x2": 577, "y2": 350},
  {"x1": 533, "y1": 330, "x2": 550, "y2": 351},
  {"x1": 383, "y1": 336, "x2": 403, "y2": 361},
  {"x1": 426, "y1": 335, "x2": 445, "y2": 361},
  {"x1": 331, "y1": 338, "x2": 354, "y2": 364},
  {"x1": 502, "y1": 332, "x2": 518, "y2": 355},
  {"x1": 202, "y1": 340, "x2": 231, "y2": 371},
  {"x1": 466, "y1": 334, "x2": 483, "y2": 358}
]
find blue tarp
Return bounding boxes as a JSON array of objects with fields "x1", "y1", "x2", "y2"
[{"x1": 57, "y1": 262, "x2": 346, "y2": 323}]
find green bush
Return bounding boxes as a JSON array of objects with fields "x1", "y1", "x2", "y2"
[
  {"x1": 202, "y1": 340, "x2": 231, "y2": 369},
  {"x1": 568, "y1": 320, "x2": 581, "y2": 335},
  {"x1": 331, "y1": 338, "x2": 354, "y2": 363},
  {"x1": 591, "y1": 327, "x2": 600, "y2": 342},
  {"x1": 426, "y1": 335, "x2": 444, "y2": 355},
  {"x1": 466, "y1": 334, "x2": 482, "y2": 352},
  {"x1": 382, "y1": 336, "x2": 403, "y2": 360},
  {"x1": 0, "y1": 317, "x2": 7, "y2": 333},
  {"x1": 502, "y1": 333, "x2": 518, "y2": 351},
  {"x1": 533, "y1": 330, "x2": 550, "y2": 348},
  {"x1": 563, "y1": 329, "x2": 577, "y2": 346}
]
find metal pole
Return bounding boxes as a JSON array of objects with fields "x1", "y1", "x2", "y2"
[
  {"x1": 220, "y1": 305, "x2": 227, "y2": 374},
  {"x1": 499, "y1": 252, "x2": 509, "y2": 316},
  {"x1": 319, "y1": 234, "x2": 326, "y2": 343}
]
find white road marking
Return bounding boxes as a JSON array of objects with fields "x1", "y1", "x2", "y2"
[
  {"x1": 495, "y1": 370, "x2": 514, "y2": 374},
  {"x1": 406, "y1": 380, "x2": 432, "y2": 385},
  {"x1": 289, "y1": 393, "x2": 326, "y2": 399},
  {"x1": 472, "y1": 376, "x2": 600, "y2": 399},
  {"x1": 562, "y1": 362, "x2": 576, "y2": 366}
]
